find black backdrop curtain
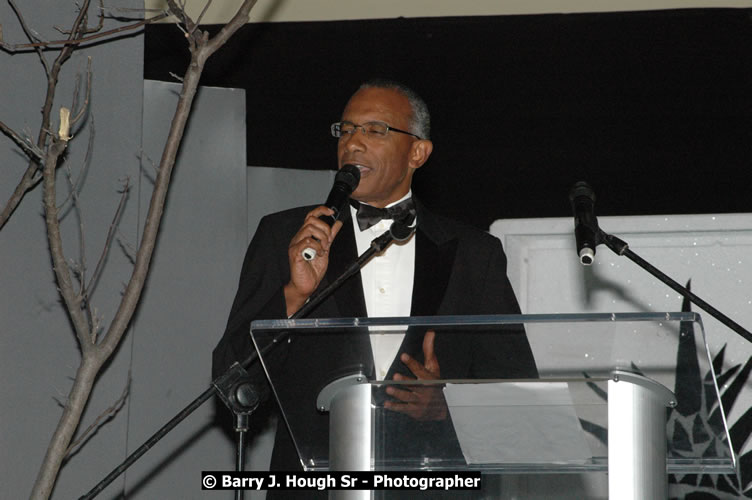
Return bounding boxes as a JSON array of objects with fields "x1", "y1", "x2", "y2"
[{"x1": 145, "y1": 8, "x2": 752, "y2": 229}]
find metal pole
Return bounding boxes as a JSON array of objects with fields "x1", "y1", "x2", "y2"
[{"x1": 608, "y1": 370, "x2": 676, "y2": 500}]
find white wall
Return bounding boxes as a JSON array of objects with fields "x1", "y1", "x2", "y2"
[{"x1": 492, "y1": 214, "x2": 752, "y2": 438}]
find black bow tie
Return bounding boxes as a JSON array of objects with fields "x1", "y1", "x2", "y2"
[{"x1": 350, "y1": 197, "x2": 416, "y2": 231}]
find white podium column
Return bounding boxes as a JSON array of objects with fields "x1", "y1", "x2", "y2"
[
  {"x1": 318, "y1": 374, "x2": 372, "y2": 500},
  {"x1": 608, "y1": 370, "x2": 676, "y2": 500}
]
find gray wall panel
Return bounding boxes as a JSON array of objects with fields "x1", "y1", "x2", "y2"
[
  {"x1": 247, "y1": 166, "x2": 335, "y2": 238},
  {"x1": 123, "y1": 81, "x2": 248, "y2": 498}
]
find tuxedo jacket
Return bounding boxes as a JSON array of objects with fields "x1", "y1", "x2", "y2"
[{"x1": 212, "y1": 198, "x2": 538, "y2": 471}]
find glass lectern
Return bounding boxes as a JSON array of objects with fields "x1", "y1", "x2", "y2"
[{"x1": 250, "y1": 313, "x2": 735, "y2": 499}]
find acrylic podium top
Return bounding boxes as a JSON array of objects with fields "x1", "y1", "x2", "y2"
[{"x1": 251, "y1": 312, "x2": 735, "y2": 474}]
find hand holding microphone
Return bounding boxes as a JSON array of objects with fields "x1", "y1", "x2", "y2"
[
  {"x1": 284, "y1": 165, "x2": 361, "y2": 316},
  {"x1": 302, "y1": 164, "x2": 361, "y2": 260}
]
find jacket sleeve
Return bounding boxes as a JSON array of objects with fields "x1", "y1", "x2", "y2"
[
  {"x1": 471, "y1": 237, "x2": 539, "y2": 379},
  {"x1": 211, "y1": 214, "x2": 290, "y2": 380}
]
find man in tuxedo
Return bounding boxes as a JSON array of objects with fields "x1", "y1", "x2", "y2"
[{"x1": 212, "y1": 80, "x2": 538, "y2": 478}]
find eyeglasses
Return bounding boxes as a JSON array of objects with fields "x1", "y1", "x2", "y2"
[{"x1": 330, "y1": 121, "x2": 421, "y2": 140}]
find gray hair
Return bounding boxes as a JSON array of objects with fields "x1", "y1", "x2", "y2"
[{"x1": 358, "y1": 79, "x2": 431, "y2": 140}]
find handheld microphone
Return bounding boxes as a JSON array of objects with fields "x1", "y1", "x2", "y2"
[
  {"x1": 569, "y1": 181, "x2": 599, "y2": 265},
  {"x1": 302, "y1": 164, "x2": 361, "y2": 261}
]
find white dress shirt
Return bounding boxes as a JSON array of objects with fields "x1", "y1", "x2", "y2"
[{"x1": 351, "y1": 191, "x2": 416, "y2": 380}]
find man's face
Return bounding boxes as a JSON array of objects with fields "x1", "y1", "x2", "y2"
[{"x1": 337, "y1": 87, "x2": 429, "y2": 208}]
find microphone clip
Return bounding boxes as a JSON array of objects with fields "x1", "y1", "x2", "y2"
[{"x1": 370, "y1": 214, "x2": 417, "y2": 252}]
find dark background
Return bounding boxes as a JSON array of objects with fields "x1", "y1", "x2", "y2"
[{"x1": 145, "y1": 8, "x2": 752, "y2": 230}]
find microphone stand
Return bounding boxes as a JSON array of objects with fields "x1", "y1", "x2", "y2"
[
  {"x1": 595, "y1": 228, "x2": 752, "y2": 344},
  {"x1": 79, "y1": 219, "x2": 415, "y2": 500}
]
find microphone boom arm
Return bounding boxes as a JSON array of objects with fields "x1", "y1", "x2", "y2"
[
  {"x1": 78, "y1": 219, "x2": 415, "y2": 499},
  {"x1": 597, "y1": 228, "x2": 752, "y2": 343}
]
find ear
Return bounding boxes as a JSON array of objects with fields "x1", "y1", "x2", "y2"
[{"x1": 408, "y1": 139, "x2": 434, "y2": 170}]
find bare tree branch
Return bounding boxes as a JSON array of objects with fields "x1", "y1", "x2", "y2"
[
  {"x1": 55, "y1": 0, "x2": 104, "y2": 36},
  {"x1": 191, "y1": 0, "x2": 213, "y2": 34},
  {"x1": 168, "y1": 71, "x2": 184, "y2": 83},
  {"x1": 0, "y1": 119, "x2": 45, "y2": 161},
  {"x1": 136, "y1": 149, "x2": 160, "y2": 175},
  {"x1": 43, "y1": 129, "x2": 90, "y2": 348},
  {"x1": 65, "y1": 375, "x2": 130, "y2": 456},
  {"x1": 14, "y1": 1, "x2": 261, "y2": 497},
  {"x1": 1, "y1": 11, "x2": 169, "y2": 51},
  {"x1": 203, "y1": 0, "x2": 257, "y2": 53},
  {"x1": 100, "y1": 0, "x2": 259, "y2": 361},
  {"x1": 62, "y1": 162, "x2": 87, "y2": 295},
  {"x1": 0, "y1": 0, "x2": 93, "y2": 231},
  {"x1": 6, "y1": 0, "x2": 51, "y2": 76},
  {"x1": 116, "y1": 229, "x2": 136, "y2": 265},
  {"x1": 31, "y1": 355, "x2": 102, "y2": 500},
  {"x1": 0, "y1": 167, "x2": 41, "y2": 230},
  {"x1": 56, "y1": 112, "x2": 94, "y2": 213},
  {"x1": 57, "y1": 103, "x2": 98, "y2": 334},
  {"x1": 70, "y1": 57, "x2": 92, "y2": 127},
  {"x1": 107, "y1": 6, "x2": 167, "y2": 15},
  {"x1": 165, "y1": 0, "x2": 194, "y2": 43},
  {"x1": 86, "y1": 177, "x2": 130, "y2": 304},
  {"x1": 30, "y1": 127, "x2": 92, "y2": 500}
]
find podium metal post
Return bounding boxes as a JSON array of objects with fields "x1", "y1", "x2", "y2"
[
  {"x1": 608, "y1": 370, "x2": 676, "y2": 500},
  {"x1": 318, "y1": 374, "x2": 372, "y2": 500}
]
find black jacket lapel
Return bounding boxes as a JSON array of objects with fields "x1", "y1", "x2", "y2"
[
  {"x1": 410, "y1": 198, "x2": 457, "y2": 318},
  {"x1": 410, "y1": 230, "x2": 457, "y2": 318},
  {"x1": 390, "y1": 200, "x2": 458, "y2": 376}
]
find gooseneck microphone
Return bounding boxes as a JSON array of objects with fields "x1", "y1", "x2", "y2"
[
  {"x1": 569, "y1": 181, "x2": 600, "y2": 265},
  {"x1": 302, "y1": 164, "x2": 361, "y2": 261}
]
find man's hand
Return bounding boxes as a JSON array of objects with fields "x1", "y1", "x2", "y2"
[
  {"x1": 384, "y1": 330, "x2": 448, "y2": 421},
  {"x1": 284, "y1": 206, "x2": 343, "y2": 317}
]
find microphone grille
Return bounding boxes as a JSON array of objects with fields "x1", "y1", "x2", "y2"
[{"x1": 336, "y1": 164, "x2": 361, "y2": 191}]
